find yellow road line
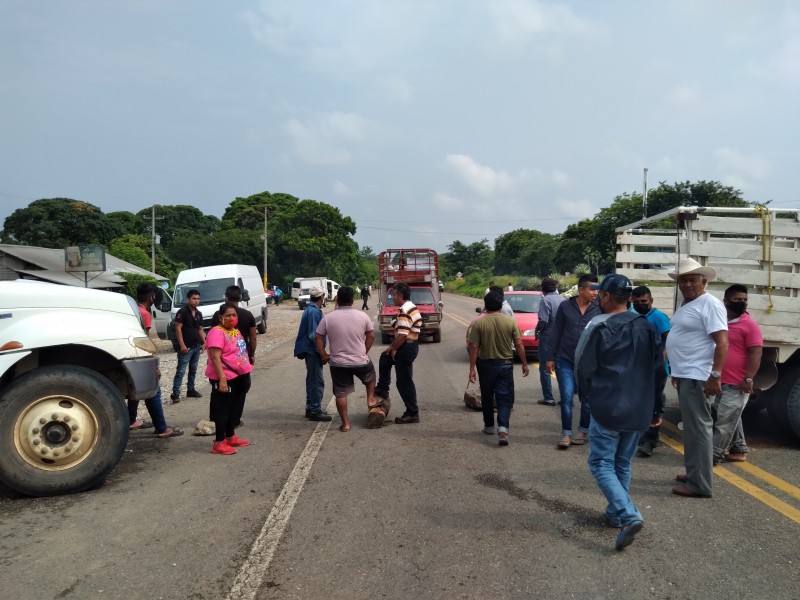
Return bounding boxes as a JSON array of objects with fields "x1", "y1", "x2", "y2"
[
  {"x1": 659, "y1": 431, "x2": 800, "y2": 525},
  {"x1": 447, "y1": 312, "x2": 472, "y2": 327},
  {"x1": 660, "y1": 419, "x2": 800, "y2": 501}
]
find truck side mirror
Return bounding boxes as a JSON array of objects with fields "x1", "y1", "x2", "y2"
[
  {"x1": 241, "y1": 289, "x2": 251, "y2": 302},
  {"x1": 158, "y1": 299, "x2": 172, "y2": 312},
  {"x1": 475, "y1": 307, "x2": 482, "y2": 313}
]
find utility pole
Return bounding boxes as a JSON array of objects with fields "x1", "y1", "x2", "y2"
[
  {"x1": 151, "y1": 206, "x2": 156, "y2": 274},
  {"x1": 642, "y1": 167, "x2": 649, "y2": 219},
  {"x1": 264, "y1": 205, "x2": 274, "y2": 291}
]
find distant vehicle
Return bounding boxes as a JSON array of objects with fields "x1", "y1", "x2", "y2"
[
  {"x1": 0, "y1": 280, "x2": 159, "y2": 496},
  {"x1": 377, "y1": 249, "x2": 444, "y2": 343},
  {"x1": 170, "y1": 264, "x2": 268, "y2": 335},
  {"x1": 467, "y1": 291, "x2": 542, "y2": 360},
  {"x1": 294, "y1": 277, "x2": 340, "y2": 309}
]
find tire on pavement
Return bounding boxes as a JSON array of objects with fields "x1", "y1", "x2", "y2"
[{"x1": 0, "y1": 365, "x2": 130, "y2": 497}]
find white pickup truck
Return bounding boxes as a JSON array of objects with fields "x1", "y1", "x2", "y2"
[
  {"x1": 615, "y1": 205, "x2": 800, "y2": 441},
  {"x1": 0, "y1": 280, "x2": 159, "y2": 496}
]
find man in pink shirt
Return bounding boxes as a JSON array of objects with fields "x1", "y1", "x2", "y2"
[
  {"x1": 315, "y1": 287, "x2": 379, "y2": 432},
  {"x1": 713, "y1": 284, "x2": 763, "y2": 464}
]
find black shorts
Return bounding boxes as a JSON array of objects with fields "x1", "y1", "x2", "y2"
[{"x1": 329, "y1": 362, "x2": 376, "y2": 397}]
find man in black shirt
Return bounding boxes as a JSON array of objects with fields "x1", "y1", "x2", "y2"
[{"x1": 171, "y1": 288, "x2": 206, "y2": 402}]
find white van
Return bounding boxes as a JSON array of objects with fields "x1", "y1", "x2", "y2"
[
  {"x1": 171, "y1": 264, "x2": 268, "y2": 334},
  {"x1": 295, "y1": 277, "x2": 340, "y2": 309}
]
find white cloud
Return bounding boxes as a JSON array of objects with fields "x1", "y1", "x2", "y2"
[
  {"x1": 556, "y1": 198, "x2": 597, "y2": 219},
  {"x1": 331, "y1": 180, "x2": 352, "y2": 196},
  {"x1": 488, "y1": 0, "x2": 606, "y2": 47},
  {"x1": 714, "y1": 147, "x2": 770, "y2": 188},
  {"x1": 444, "y1": 154, "x2": 518, "y2": 196},
  {"x1": 432, "y1": 192, "x2": 465, "y2": 212},
  {"x1": 665, "y1": 84, "x2": 700, "y2": 110},
  {"x1": 282, "y1": 111, "x2": 367, "y2": 165}
]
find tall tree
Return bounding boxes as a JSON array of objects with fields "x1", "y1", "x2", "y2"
[
  {"x1": 441, "y1": 239, "x2": 493, "y2": 277},
  {"x1": 494, "y1": 229, "x2": 556, "y2": 275},
  {"x1": 136, "y1": 205, "x2": 219, "y2": 249},
  {"x1": 1, "y1": 198, "x2": 122, "y2": 247}
]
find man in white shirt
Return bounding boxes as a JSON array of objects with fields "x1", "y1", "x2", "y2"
[{"x1": 666, "y1": 259, "x2": 728, "y2": 498}]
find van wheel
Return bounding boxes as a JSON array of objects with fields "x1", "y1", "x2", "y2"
[
  {"x1": 257, "y1": 318, "x2": 267, "y2": 334},
  {"x1": 0, "y1": 366, "x2": 129, "y2": 497}
]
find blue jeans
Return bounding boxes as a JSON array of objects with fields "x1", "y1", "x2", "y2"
[
  {"x1": 172, "y1": 345, "x2": 202, "y2": 396},
  {"x1": 477, "y1": 360, "x2": 515, "y2": 432},
  {"x1": 588, "y1": 420, "x2": 643, "y2": 527},
  {"x1": 128, "y1": 388, "x2": 168, "y2": 434},
  {"x1": 555, "y1": 356, "x2": 590, "y2": 436},
  {"x1": 538, "y1": 338, "x2": 555, "y2": 402},
  {"x1": 305, "y1": 352, "x2": 325, "y2": 413},
  {"x1": 377, "y1": 341, "x2": 419, "y2": 415}
]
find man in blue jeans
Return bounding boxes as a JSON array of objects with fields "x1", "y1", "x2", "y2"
[
  {"x1": 171, "y1": 288, "x2": 206, "y2": 402},
  {"x1": 535, "y1": 277, "x2": 565, "y2": 405},
  {"x1": 468, "y1": 290, "x2": 529, "y2": 445},
  {"x1": 293, "y1": 286, "x2": 333, "y2": 421},
  {"x1": 575, "y1": 274, "x2": 665, "y2": 550},
  {"x1": 545, "y1": 273, "x2": 600, "y2": 448}
]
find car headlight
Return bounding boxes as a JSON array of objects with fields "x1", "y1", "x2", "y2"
[
  {"x1": 522, "y1": 329, "x2": 537, "y2": 336},
  {"x1": 132, "y1": 336, "x2": 158, "y2": 354}
]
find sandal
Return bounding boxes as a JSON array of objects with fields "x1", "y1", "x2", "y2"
[
  {"x1": 571, "y1": 433, "x2": 587, "y2": 446},
  {"x1": 156, "y1": 427, "x2": 184, "y2": 438},
  {"x1": 130, "y1": 420, "x2": 153, "y2": 430},
  {"x1": 339, "y1": 425, "x2": 350, "y2": 432},
  {"x1": 558, "y1": 436, "x2": 571, "y2": 449}
]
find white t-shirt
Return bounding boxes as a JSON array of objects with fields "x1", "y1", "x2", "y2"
[{"x1": 666, "y1": 293, "x2": 727, "y2": 380}]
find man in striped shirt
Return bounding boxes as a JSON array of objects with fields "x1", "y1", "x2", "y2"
[{"x1": 375, "y1": 283, "x2": 422, "y2": 424}]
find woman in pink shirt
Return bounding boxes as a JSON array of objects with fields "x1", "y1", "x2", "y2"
[{"x1": 205, "y1": 303, "x2": 254, "y2": 455}]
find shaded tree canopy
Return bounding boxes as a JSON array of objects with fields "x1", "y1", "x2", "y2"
[
  {"x1": 1, "y1": 198, "x2": 122, "y2": 247},
  {"x1": 135, "y1": 205, "x2": 220, "y2": 248},
  {"x1": 441, "y1": 239, "x2": 493, "y2": 277},
  {"x1": 494, "y1": 229, "x2": 557, "y2": 276}
]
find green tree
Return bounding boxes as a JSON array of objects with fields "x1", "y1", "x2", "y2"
[
  {"x1": 107, "y1": 233, "x2": 186, "y2": 281},
  {"x1": 441, "y1": 239, "x2": 493, "y2": 277},
  {"x1": 221, "y1": 192, "x2": 301, "y2": 231},
  {"x1": 136, "y1": 205, "x2": 220, "y2": 249},
  {"x1": 1, "y1": 198, "x2": 122, "y2": 247},
  {"x1": 107, "y1": 211, "x2": 146, "y2": 236}
]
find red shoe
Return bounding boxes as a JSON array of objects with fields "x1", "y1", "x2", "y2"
[
  {"x1": 226, "y1": 434, "x2": 251, "y2": 447},
  {"x1": 211, "y1": 440, "x2": 237, "y2": 455}
]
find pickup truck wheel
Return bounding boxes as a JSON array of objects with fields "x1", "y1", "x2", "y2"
[
  {"x1": 765, "y1": 370, "x2": 799, "y2": 439},
  {"x1": 432, "y1": 330, "x2": 442, "y2": 343},
  {"x1": 0, "y1": 366, "x2": 129, "y2": 497},
  {"x1": 381, "y1": 333, "x2": 391, "y2": 344},
  {"x1": 786, "y1": 374, "x2": 800, "y2": 440}
]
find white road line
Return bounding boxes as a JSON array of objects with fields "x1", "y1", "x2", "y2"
[{"x1": 225, "y1": 398, "x2": 336, "y2": 600}]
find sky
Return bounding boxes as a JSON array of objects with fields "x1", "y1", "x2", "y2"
[{"x1": 1, "y1": 1, "x2": 798, "y2": 254}]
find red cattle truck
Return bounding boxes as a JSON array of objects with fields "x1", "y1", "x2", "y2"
[{"x1": 377, "y1": 249, "x2": 444, "y2": 343}]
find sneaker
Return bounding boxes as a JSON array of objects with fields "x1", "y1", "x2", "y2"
[
  {"x1": 226, "y1": 434, "x2": 251, "y2": 447},
  {"x1": 482, "y1": 426, "x2": 495, "y2": 435},
  {"x1": 170, "y1": 393, "x2": 180, "y2": 403},
  {"x1": 537, "y1": 399, "x2": 556, "y2": 406},
  {"x1": 211, "y1": 440, "x2": 237, "y2": 455},
  {"x1": 726, "y1": 452, "x2": 747, "y2": 462},
  {"x1": 637, "y1": 443, "x2": 654, "y2": 457},
  {"x1": 305, "y1": 409, "x2": 331, "y2": 418},
  {"x1": 615, "y1": 521, "x2": 643, "y2": 551},
  {"x1": 308, "y1": 411, "x2": 333, "y2": 422},
  {"x1": 395, "y1": 413, "x2": 420, "y2": 424},
  {"x1": 186, "y1": 390, "x2": 203, "y2": 398},
  {"x1": 498, "y1": 432, "x2": 509, "y2": 446}
]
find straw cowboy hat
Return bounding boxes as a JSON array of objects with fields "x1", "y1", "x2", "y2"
[{"x1": 668, "y1": 258, "x2": 716, "y2": 281}]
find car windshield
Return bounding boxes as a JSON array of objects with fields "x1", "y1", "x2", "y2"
[
  {"x1": 173, "y1": 278, "x2": 234, "y2": 308},
  {"x1": 505, "y1": 294, "x2": 541, "y2": 313},
  {"x1": 385, "y1": 288, "x2": 436, "y2": 306}
]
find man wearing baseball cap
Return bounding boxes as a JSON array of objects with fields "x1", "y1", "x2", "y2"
[
  {"x1": 666, "y1": 258, "x2": 728, "y2": 498},
  {"x1": 293, "y1": 285, "x2": 333, "y2": 421},
  {"x1": 575, "y1": 273, "x2": 665, "y2": 550}
]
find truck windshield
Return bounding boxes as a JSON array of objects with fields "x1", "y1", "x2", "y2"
[
  {"x1": 174, "y1": 278, "x2": 234, "y2": 308},
  {"x1": 505, "y1": 294, "x2": 541, "y2": 313},
  {"x1": 386, "y1": 288, "x2": 436, "y2": 306}
]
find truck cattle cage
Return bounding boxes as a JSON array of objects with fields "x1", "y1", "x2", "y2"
[{"x1": 615, "y1": 205, "x2": 800, "y2": 441}]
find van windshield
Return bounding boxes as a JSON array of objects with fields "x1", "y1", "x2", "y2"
[{"x1": 174, "y1": 278, "x2": 234, "y2": 308}]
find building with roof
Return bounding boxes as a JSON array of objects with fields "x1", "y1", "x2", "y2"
[{"x1": 0, "y1": 244, "x2": 167, "y2": 289}]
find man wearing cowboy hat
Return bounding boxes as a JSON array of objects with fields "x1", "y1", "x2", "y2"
[{"x1": 666, "y1": 258, "x2": 729, "y2": 498}]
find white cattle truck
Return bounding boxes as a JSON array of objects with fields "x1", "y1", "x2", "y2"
[
  {"x1": 0, "y1": 280, "x2": 160, "y2": 496},
  {"x1": 615, "y1": 205, "x2": 800, "y2": 441}
]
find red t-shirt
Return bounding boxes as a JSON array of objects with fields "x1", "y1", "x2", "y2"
[
  {"x1": 138, "y1": 303, "x2": 152, "y2": 332},
  {"x1": 721, "y1": 312, "x2": 763, "y2": 385}
]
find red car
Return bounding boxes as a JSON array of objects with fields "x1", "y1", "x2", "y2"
[{"x1": 467, "y1": 291, "x2": 543, "y2": 360}]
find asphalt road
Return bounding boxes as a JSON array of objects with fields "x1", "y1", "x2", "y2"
[{"x1": 1, "y1": 294, "x2": 798, "y2": 600}]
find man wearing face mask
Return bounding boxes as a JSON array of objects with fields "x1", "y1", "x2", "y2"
[
  {"x1": 630, "y1": 286, "x2": 671, "y2": 457},
  {"x1": 712, "y1": 284, "x2": 762, "y2": 465}
]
